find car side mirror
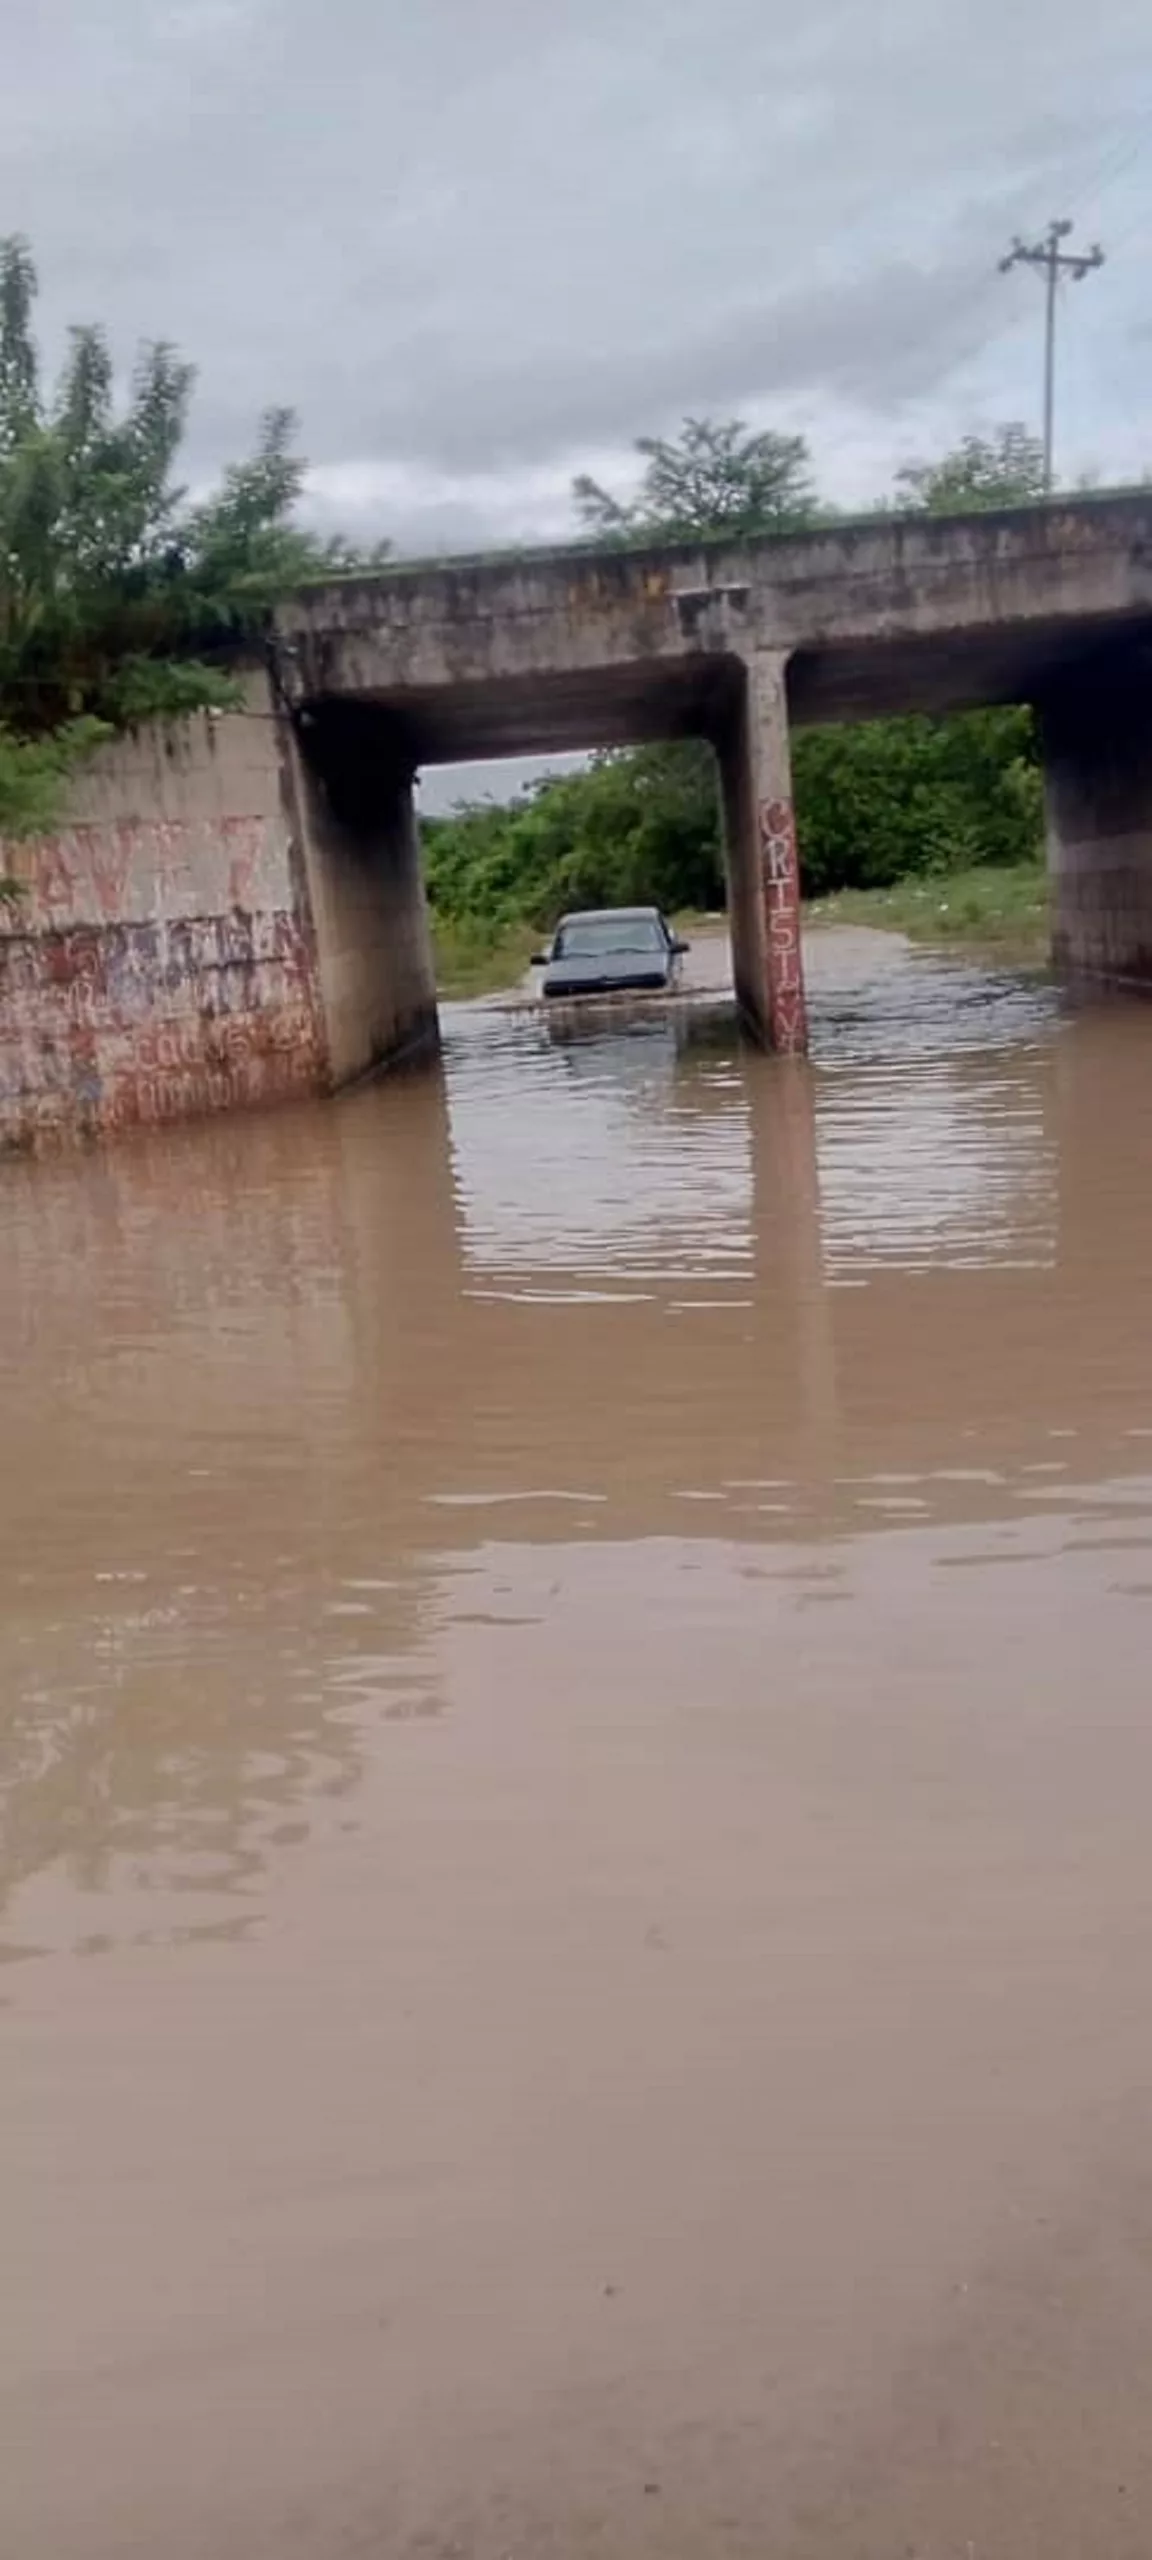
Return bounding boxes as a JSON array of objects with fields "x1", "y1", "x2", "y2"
[
  {"x1": 531, "y1": 952, "x2": 550, "y2": 967},
  {"x1": 672, "y1": 938, "x2": 690, "y2": 956}
]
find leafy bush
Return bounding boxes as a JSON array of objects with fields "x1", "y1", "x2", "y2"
[{"x1": 793, "y1": 708, "x2": 1042, "y2": 897}]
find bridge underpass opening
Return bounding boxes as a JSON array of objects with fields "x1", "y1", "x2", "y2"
[
  {"x1": 289, "y1": 651, "x2": 808, "y2": 1080},
  {"x1": 275, "y1": 504, "x2": 1152, "y2": 1095}
]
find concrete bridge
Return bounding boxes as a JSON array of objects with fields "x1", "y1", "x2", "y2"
[
  {"x1": 273, "y1": 492, "x2": 1152, "y2": 1066},
  {"x1": 5, "y1": 495, "x2": 1152, "y2": 1144}
]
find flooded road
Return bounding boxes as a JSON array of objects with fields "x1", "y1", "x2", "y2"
[{"x1": 4, "y1": 929, "x2": 1152, "y2": 2557}]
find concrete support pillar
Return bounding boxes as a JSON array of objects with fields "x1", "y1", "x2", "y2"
[
  {"x1": 1041, "y1": 658, "x2": 1152, "y2": 988},
  {"x1": 289, "y1": 703, "x2": 439, "y2": 1087},
  {"x1": 717, "y1": 650, "x2": 808, "y2": 1053}
]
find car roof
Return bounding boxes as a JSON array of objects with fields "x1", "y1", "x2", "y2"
[{"x1": 556, "y1": 905, "x2": 663, "y2": 925}]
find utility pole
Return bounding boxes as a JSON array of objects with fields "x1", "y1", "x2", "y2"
[{"x1": 999, "y1": 220, "x2": 1105, "y2": 495}]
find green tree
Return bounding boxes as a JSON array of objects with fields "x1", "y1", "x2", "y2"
[
  {"x1": 0, "y1": 235, "x2": 388, "y2": 835},
  {"x1": 793, "y1": 709, "x2": 1041, "y2": 896},
  {"x1": 425, "y1": 744, "x2": 724, "y2": 936},
  {"x1": 573, "y1": 415, "x2": 819, "y2": 543},
  {"x1": 893, "y1": 423, "x2": 1046, "y2": 514},
  {"x1": 0, "y1": 236, "x2": 39, "y2": 458}
]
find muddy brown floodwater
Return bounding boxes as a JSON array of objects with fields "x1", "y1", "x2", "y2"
[{"x1": 4, "y1": 927, "x2": 1152, "y2": 2559}]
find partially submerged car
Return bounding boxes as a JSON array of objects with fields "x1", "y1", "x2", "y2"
[{"x1": 533, "y1": 907, "x2": 689, "y2": 1000}]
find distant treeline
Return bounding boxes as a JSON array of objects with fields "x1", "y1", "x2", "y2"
[{"x1": 424, "y1": 711, "x2": 1041, "y2": 935}]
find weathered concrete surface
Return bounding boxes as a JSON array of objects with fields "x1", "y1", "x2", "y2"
[
  {"x1": 0, "y1": 692, "x2": 325, "y2": 1149},
  {"x1": 0, "y1": 678, "x2": 438, "y2": 1148},
  {"x1": 1042, "y1": 651, "x2": 1152, "y2": 987},
  {"x1": 290, "y1": 701, "x2": 438, "y2": 1087},
  {"x1": 274, "y1": 496, "x2": 1152, "y2": 753},
  {"x1": 274, "y1": 495, "x2": 1152, "y2": 1051},
  {"x1": 717, "y1": 653, "x2": 806, "y2": 1053}
]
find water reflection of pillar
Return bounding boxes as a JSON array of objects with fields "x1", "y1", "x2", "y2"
[{"x1": 744, "y1": 1053, "x2": 841, "y2": 1494}]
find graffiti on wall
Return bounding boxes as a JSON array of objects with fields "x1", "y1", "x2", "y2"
[
  {"x1": 0, "y1": 777, "x2": 331, "y2": 1146},
  {"x1": 0, "y1": 815, "x2": 288, "y2": 938},
  {"x1": 0, "y1": 907, "x2": 324, "y2": 1149},
  {"x1": 757, "y1": 795, "x2": 808, "y2": 1055}
]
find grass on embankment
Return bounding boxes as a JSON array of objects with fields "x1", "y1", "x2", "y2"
[
  {"x1": 807, "y1": 861, "x2": 1049, "y2": 961},
  {"x1": 432, "y1": 917, "x2": 542, "y2": 1000}
]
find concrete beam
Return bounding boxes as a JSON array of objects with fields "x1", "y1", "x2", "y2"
[{"x1": 275, "y1": 497, "x2": 1152, "y2": 758}]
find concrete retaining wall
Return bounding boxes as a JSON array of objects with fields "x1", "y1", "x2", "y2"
[
  {"x1": 0, "y1": 688, "x2": 322, "y2": 1148},
  {"x1": 0, "y1": 679, "x2": 438, "y2": 1149}
]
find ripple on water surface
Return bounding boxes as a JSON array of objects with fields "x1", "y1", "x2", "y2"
[{"x1": 5, "y1": 927, "x2": 1152, "y2": 2560}]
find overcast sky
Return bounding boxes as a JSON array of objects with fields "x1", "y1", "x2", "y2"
[
  {"x1": 4, "y1": 0, "x2": 1149, "y2": 800},
  {"x1": 5, "y1": 0, "x2": 1150, "y2": 560}
]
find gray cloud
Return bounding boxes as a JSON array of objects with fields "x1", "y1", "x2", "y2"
[{"x1": 3, "y1": 0, "x2": 1150, "y2": 546}]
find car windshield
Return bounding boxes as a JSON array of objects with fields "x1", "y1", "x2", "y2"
[{"x1": 553, "y1": 916, "x2": 665, "y2": 958}]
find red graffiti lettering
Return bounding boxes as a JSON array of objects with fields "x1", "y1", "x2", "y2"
[
  {"x1": 772, "y1": 989, "x2": 806, "y2": 1053},
  {"x1": 758, "y1": 796, "x2": 793, "y2": 848},
  {"x1": 30, "y1": 840, "x2": 80, "y2": 919},
  {"x1": 757, "y1": 796, "x2": 798, "y2": 883},
  {"x1": 200, "y1": 1018, "x2": 255, "y2": 1068},
  {"x1": 754, "y1": 795, "x2": 808, "y2": 1048},
  {"x1": 88, "y1": 837, "x2": 134, "y2": 922},
  {"x1": 221, "y1": 816, "x2": 268, "y2": 909}
]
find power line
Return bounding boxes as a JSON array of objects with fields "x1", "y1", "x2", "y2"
[
  {"x1": 999, "y1": 219, "x2": 1105, "y2": 492},
  {"x1": 1062, "y1": 107, "x2": 1152, "y2": 224},
  {"x1": 1100, "y1": 204, "x2": 1146, "y2": 261}
]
